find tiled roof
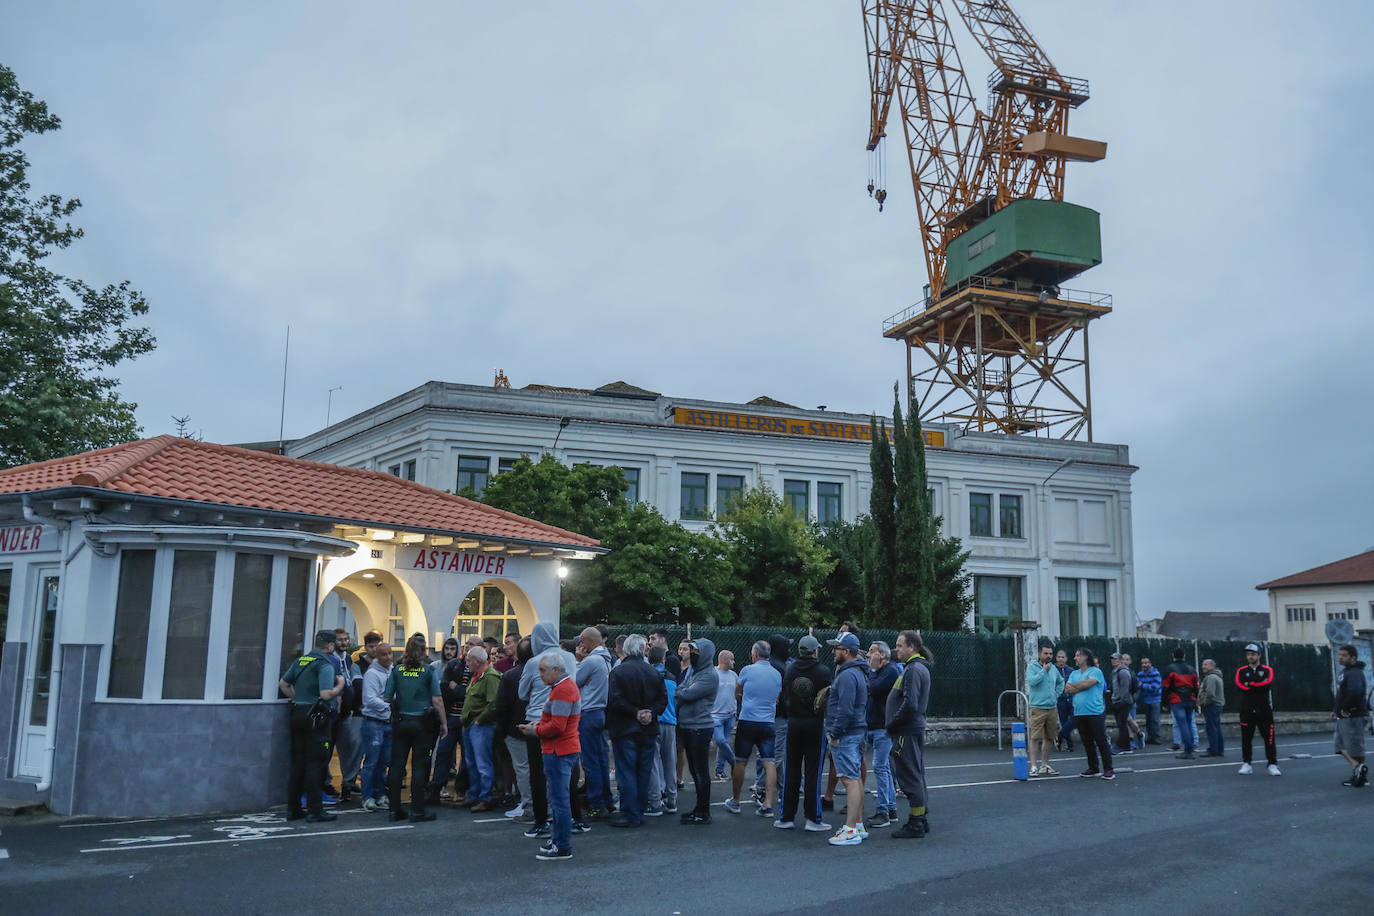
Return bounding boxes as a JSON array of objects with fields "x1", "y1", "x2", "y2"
[
  {"x1": 1255, "y1": 549, "x2": 1374, "y2": 590},
  {"x1": 0, "y1": 437, "x2": 600, "y2": 549}
]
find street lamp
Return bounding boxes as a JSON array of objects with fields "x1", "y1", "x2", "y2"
[
  {"x1": 326, "y1": 385, "x2": 344, "y2": 427},
  {"x1": 551, "y1": 417, "x2": 571, "y2": 453}
]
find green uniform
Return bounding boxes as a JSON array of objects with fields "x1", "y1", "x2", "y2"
[
  {"x1": 386, "y1": 664, "x2": 440, "y2": 715},
  {"x1": 282, "y1": 650, "x2": 337, "y2": 708}
]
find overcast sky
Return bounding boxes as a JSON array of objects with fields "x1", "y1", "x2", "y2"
[{"x1": 5, "y1": 1, "x2": 1372, "y2": 618}]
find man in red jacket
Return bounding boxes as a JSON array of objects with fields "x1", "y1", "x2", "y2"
[
  {"x1": 1162, "y1": 649, "x2": 1200, "y2": 759},
  {"x1": 519, "y1": 653, "x2": 582, "y2": 861}
]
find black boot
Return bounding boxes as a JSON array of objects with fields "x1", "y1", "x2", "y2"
[{"x1": 892, "y1": 815, "x2": 926, "y2": 839}]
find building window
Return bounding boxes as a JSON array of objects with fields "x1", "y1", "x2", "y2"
[
  {"x1": 619, "y1": 467, "x2": 640, "y2": 503},
  {"x1": 680, "y1": 472, "x2": 709, "y2": 520},
  {"x1": 387, "y1": 593, "x2": 404, "y2": 647},
  {"x1": 225, "y1": 553, "x2": 273, "y2": 700},
  {"x1": 1057, "y1": 577, "x2": 1080, "y2": 637},
  {"x1": 1086, "y1": 579, "x2": 1108, "y2": 635},
  {"x1": 162, "y1": 550, "x2": 216, "y2": 700},
  {"x1": 1286, "y1": 605, "x2": 1315, "y2": 623},
  {"x1": 497, "y1": 457, "x2": 519, "y2": 475},
  {"x1": 1326, "y1": 603, "x2": 1358, "y2": 621},
  {"x1": 716, "y1": 474, "x2": 745, "y2": 514},
  {"x1": 109, "y1": 550, "x2": 156, "y2": 699},
  {"x1": 388, "y1": 464, "x2": 401, "y2": 477},
  {"x1": 817, "y1": 482, "x2": 843, "y2": 524},
  {"x1": 278, "y1": 557, "x2": 311, "y2": 682},
  {"x1": 974, "y1": 575, "x2": 1022, "y2": 634},
  {"x1": 456, "y1": 455, "x2": 491, "y2": 495},
  {"x1": 783, "y1": 479, "x2": 809, "y2": 518},
  {"x1": 402, "y1": 459, "x2": 416, "y2": 481},
  {"x1": 30, "y1": 575, "x2": 59, "y2": 726},
  {"x1": 999, "y1": 495, "x2": 1023, "y2": 539},
  {"x1": 455, "y1": 584, "x2": 519, "y2": 642},
  {"x1": 969, "y1": 493, "x2": 993, "y2": 536}
]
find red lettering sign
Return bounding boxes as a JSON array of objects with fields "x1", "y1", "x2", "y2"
[{"x1": 0, "y1": 525, "x2": 46, "y2": 554}]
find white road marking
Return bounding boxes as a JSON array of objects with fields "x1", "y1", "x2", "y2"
[
  {"x1": 472, "y1": 817, "x2": 509, "y2": 823},
  {"x1": 81, "y1": 824, "x2": 413, "y2": 853},
  {"x1": 101, "y1": 835, "x2": 194, "y2": 846},
  {"x1": 0, "y1": 849, "x2": 8, "y2": 860},
  {"x1": 925, "y1": 753, "x2": 1338, "y2": 789},
  {"x1": 926, "y1": 739, "x2": 1332, "y2": 770}
]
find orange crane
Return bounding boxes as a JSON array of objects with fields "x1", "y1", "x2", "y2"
[{"x1": 864, "y1": 0, "x2": 1109, "y2": 439}]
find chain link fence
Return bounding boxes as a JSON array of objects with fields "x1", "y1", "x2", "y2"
[{"x1": 573, "y1": 623, "x2": 1335, "y2": 716}]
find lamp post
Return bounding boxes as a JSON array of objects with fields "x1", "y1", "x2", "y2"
[
  {"x1": 551, "y1": 417, "x2": 571, "y2": 454},
  {"x1": 326, "y1": 385, "x2": 344, "y2": 427}
]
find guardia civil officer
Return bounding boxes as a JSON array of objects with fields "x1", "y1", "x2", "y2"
[
  {"x1": 384, "y1": 634, "x2": 448, "y2": 822},
  {"x1": 279, "y1": 629, "x2": 346, "y2": 822}
]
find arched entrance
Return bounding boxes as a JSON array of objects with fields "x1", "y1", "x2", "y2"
[
  {"x1": 450, "y1": 579, "x2": 536, "y2": 642},
  {"x1": 322, "y1": 568, "x2": 427, "y2": 648}
]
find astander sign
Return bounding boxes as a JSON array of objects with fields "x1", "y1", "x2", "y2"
[
  {"x1": 0, "y1": 524, "x2": 51, "y2": 554},
  {"x1": 400, "y1": 547, "x2": 516, "y2": 578}
]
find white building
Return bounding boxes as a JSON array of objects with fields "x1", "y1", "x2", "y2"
[
  {"x1": 287, "y1": 379, "x2": 1139, "y2": 638},
  {"x1": 1257, "y1": 548, "x2": 1374, "y2": 644}
]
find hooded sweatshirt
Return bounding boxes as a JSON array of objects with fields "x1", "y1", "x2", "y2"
[
  {"x1": 1335, "y1": 660, "x2": 1369, "y2": 717},
  {"x1": 783, "y1": 655, "x2": 832, "y2": 720},
  {"x1": 674, "y1": 638, "x2": 720, "y2": 730},
  {"x1": 576, "y1": 644, "x2": 615, "y2": 711},
  {"x1": 1198, "y1": 666, "x2": 1225, "y2": 708},
  {"x1": 825, "y1": 658, "x2": 870, "y2": 739},
  {"x1": 520, "y1": 621, "x2": 580, "y2": 723},
  {"x1": 768, "y1": 634, "x2": 791, "y2": 719},
  {"x1": 885, "y1": 654, "x2": 931, "y2": 735}
]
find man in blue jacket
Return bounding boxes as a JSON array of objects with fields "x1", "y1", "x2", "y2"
[
  {"x1": 1137, "y1": 656, "x2": 1164, "y2": 745},
  {"x1": 824, "y1": 632, "x2": 870, "y2": 847}
]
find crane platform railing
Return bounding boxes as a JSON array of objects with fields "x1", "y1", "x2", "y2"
[{"x1": 881, "y1": 277, "x2": 1113, "y2": 333}]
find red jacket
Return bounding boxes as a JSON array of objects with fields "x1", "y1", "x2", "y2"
[{"x1": 535, "y1": 675, "x2": 582, "y2": 756}]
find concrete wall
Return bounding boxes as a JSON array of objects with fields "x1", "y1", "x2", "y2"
[{"x1": 0, "y1": 641, "x2": 42, "y2": 802}]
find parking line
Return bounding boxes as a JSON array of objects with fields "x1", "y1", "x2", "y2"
[
  {"x1": 80, "y1": 824, "x2": 413, "y2": 853},
  {"x1": 926, "y1": 739, "x2": 1332, "y2": 770}
]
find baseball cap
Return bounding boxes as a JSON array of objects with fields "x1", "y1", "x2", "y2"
[
  {"x1": 797, "y1": 635, "x2": 820, "y2": 654},
  {"x1": 1109, "y1": 651, "x2": 1122, "y2": 660},
  {"x1": 1243, "y1": 642, "x2": 1262, "y2": 654},
  {"x1": 827, "y1": 632, "x2": 861, "y2": 650}
]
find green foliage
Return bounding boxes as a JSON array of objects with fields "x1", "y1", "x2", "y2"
[
  {"x1": 812, "y1": 518, "x2": 869, "y2": 627},
  {"x1": 713, "y1": 484, "x2": 836, "y2": 628},
  {"x1": 891, "y1": 386, "x2": 932, "y2": 628},
  {"x1": 0, "y1": 65, "x2": 155, "y2": 468},
  {"x1": 472, "y1": 454, "x2": 627, "y2": 535},
  {"x1": 866, "y1": 415, "x2": 897, "y2": 622}
]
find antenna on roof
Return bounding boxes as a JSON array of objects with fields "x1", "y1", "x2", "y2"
[{"x1": 277, "y1": 325, "x2": 290, "y2": 455}]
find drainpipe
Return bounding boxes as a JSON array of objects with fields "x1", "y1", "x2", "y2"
[{"x1": 22, "y1": 495, "x2": 69, "y2": 794}]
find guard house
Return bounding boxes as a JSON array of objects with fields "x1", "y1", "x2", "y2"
[{"x1": 0, "y1": 436, "x2": 601, "y2": 817}]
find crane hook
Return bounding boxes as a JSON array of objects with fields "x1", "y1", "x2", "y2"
[
  {"x1": 875, "y1": 188, "x2": 887, "y2": 212},
  {"x1": 867, "y1": 181, "x2": 875, "y2": 197}
]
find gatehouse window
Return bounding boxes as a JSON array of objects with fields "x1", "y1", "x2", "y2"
[{"x1": 455, "y1": 584, "x2": 518, "y2": 641}]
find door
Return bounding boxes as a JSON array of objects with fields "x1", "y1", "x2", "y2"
[{"x1": 17, "y1": 571, "x2": 59, "y2": 779}]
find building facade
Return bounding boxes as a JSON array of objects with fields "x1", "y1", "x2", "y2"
[
  {"x1": 1258, "y1": 548, "x2": 1374, "y2": 644},
  {"x1": 288, "y1": 380, "x2": 1139, "y2": 638}
]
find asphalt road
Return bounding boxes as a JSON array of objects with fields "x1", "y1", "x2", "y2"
[{"x1": 1, "y1": 734, "x2": 1370, "y2": 915}]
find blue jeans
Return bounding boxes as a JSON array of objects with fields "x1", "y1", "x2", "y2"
[
  {"x1": 712, "y1": 714, "x2": 736, "y2": 772},
  {"x1": 830, "y1": 731, "x2": 864, "y2": 779},
  {"x1": 866, "y1": 728, "x2": 895, "y2": 812},
  {"x1": 612, "y1": 733, "x2": 655, "y2": 823},
  {"x1": 360, "y1": 718, "x2": 392, "y2": 802},
  {"x1": 543, "y1": 751, "x2": 579, "y2": 852},
  {"x1": 464, "y1": 723, "x2": 496, "y2": 801},
  {"x1": 648, "y1": 722, "x2": 677, "y2": 811},
  {"x1": 1171, "y1": 704, "x2": 1196, "y2": 753},
  {"x1": 578, "y1": 708, "x2": 611, "y2": 810},
  {"x1": 1202, "y1": 705, "x2": 1224, "y2": 755},
  {"x1": 427, "y1": 713, "x2": 462, "y2": 791}
]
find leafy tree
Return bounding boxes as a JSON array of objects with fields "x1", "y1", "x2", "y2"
[
  {"x1": 812, "y1": 518, "x2": 869, "y2": 627},
  {"x1": 930, "y1": 532, "x2": 974, "y2": 631},
  {"x1": 714, "y1": 484, "x2": 835, "y2": 627},
  {"x1": 866, "y1": 415, "x2": 897, "y2": 623},
  {"x1": 0, "y1": 65, "x2": 154, "y2": 468},
  {"x1": 469, "y1": 454, "x2": 627, "y2": 534}
]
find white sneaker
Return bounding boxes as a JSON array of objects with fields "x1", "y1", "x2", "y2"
[
  {"x1": 856, "y1": 821, "x2": 868, "y2": 839},
  {"x1": 805, "y1": 820, "x2": 832, "y2": 832},
  {"x1": 773, "y1": 819, "x2": 794, "y2": 829},
  {"x1": 828, "y1": 826, "x2": 862, "y2": 846},
  {"x1": 1238, "y1": 763, "x2": 1253, "y2": 775},
  {"x1": 1267, "y1": 764, "x2": 1282, "y2": 776},
  {"x1": 1029, "y1": 765, "x2": 1042, "y2": 777},
  {"x1": 504, "y1": 803, "x2": 525, "y2": 819},
  {"x1": 362, "y1": 798, "x2": 378, "y2": 812}
]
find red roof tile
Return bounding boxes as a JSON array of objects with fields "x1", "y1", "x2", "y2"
[
  {"x1": 0, "y1": 437, "x2": 600, "y2": 550},
  {"x1": 1255, "y1": 549, "x2": 1374, "y2": 590}
]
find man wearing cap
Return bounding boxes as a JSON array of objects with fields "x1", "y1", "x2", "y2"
[
  {"x1": 279, "y1": 629, "x2": 346, "y2": 822},
  {"x1": 824, "y1": 631, "x2": 871, "y2": 846},
  {"x1": 1235, "y1": 643, "x2": 1280, "y2": 775},
  {"x1": 776, "y1": 635, "x2": 832, "y2": 831}
]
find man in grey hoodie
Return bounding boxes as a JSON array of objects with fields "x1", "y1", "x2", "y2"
[
  {"x1": 674, "y1": 638, "x2": 719, "y2": 824},
  {"x1": 576, "y1": 628, "x2": 616, "y2": 817},
  {"x1": 519, "y1": 622, "x2": 580, "y2": 837}
]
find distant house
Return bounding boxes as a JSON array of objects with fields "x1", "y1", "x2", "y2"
[
  {"x1": 1257, "y1": 548, "x2": 1374, "y2": 645},
  {"x1": 1138, "y1": 611, "x2": 1270, "y2": 642}
]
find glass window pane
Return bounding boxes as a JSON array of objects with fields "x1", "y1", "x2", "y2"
[
  {"x1": 0, "y1": 568, "x2": 10, "y2": 653},
  {"x1": 30, "y1": 575, "x2": 59, "y2": 725},
  {"x1": 279, "y1": 557, "x2": 311, "y2": 677},
  {"x1": 817, "y1": 482, "x2": 842, "y2": 524},
  {"x1": 109, "y1": 550, "x2": 156, "y2": 699},
  {"x1": 716, "y1": 474, "x2": 744, "y2": 513},
  {"x1": 162, "y1": 550, "x2": 216, "y2": 700},
  {"x1": 457, "y1": 455, "x2": 491, "y2": 495},
  {"x1": 619, "y1": 467, "x2": 640, "y2": 503},
  {"x1": 482, "y1": 585, "x2": 507, "y2": 615},
  {"x1": 783, "y1": 479, "x2": 809, "y2": 518},
  {"x1": 969, "y1": 493, "x2": 992, "y2": 536},
  {"x1": 680, "y1": 472, "x2": 709, "y2": 520},
  {"x1": 999, "y1": 495, "x2": 1023, "y2": 538},
  {"x1": 225, "y1": 553, "x2": 273, "y2": 700},
  {"x1": 1086, "y1": 579, "x2": 1108, "y2": 636},
  {"x1": 974, "y1": 575, "x2": 1021, "y2": 635},
  {"x1": 403, "y1": 460, "x2": 416, "y2": 481},
  {"x1": 1057, "y1": 577, "x2": 1080, "y2": 638},
  {"x1": 497, "y1": 457, "x2": 518, "y2": 475}
]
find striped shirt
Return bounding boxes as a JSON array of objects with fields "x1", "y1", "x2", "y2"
[{"x1": 535, "y1": 675, "x2": 582, "y2": 756}]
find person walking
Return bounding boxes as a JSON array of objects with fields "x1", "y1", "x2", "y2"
[
  {"x1": 1332, "y1": 644, "x2": 1368, "y2": 788},
  {"x1": 1025, "y1": 643, "x2": 1064, "y2": 776},
  {"x1": 1137, "y1": 656, "x2": 1163, "y2": 745},
  {"x1": 1197, "y1": 658, "x2": 1226, "y2": 757},
  {"x1": 675, "y1": 638, "x2": 721, "y2": 825},
  {"x1": 825, "y1": 632, "x2": 871, "y2": 847},
  {"x1": 1054, "y1": 649, "x2": 1076, "y2": 752},
  {"x1": 519, "y1": 652, "x2": 582, "y2": 861},
  {"x1": 606, "y1": 634, "x2": 668, "y2": 826},
  {"x1": 1064, "y1": 648, "x2": 1113, "y2": 779},
  {"x1": 1163, "y1": 648, "x2": 1199, "y2": 760},
  {"x1": 1235, "y1": 643, "x2": 1280, "y2": 776},
  {"x1": 776, "y1": 635, "x2": 832, "y2": 832},
  {"x1": 886, "y1": 630, "x2": 933, "y2": 839},
  {"x1": 383, "y1": 634, "x2": 447, "y2": 822}
]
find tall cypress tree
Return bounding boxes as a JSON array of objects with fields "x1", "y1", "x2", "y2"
[
  {"x1": 905, "y1": 396, "x2": 938, "y2": 630},
  {"x1": 891, "y1": 386, "x2": 926, "y2": 628},
  {"x1": 866, "y1": 415, "x2": 897, "y2": 625}
]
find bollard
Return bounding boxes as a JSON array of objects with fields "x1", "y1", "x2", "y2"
[{"x1": 1012, "y1": 721, "x2": 1029, "y2": 781}]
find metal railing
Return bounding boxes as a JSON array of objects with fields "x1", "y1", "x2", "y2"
[
  {"x1": 996, "y1": 689, "x2": 1029, "y2": 750},
  {"x1": 881, "y1": 277, "x2": 1113, "y2": 332}
]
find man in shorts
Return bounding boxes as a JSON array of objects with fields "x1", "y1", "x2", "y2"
[
  {"x1": 824, "y1": 632, "x2": 871, "y2": 846},
  {"x1": 1025, "y1": 643, "x2": 1064, "y2": 776},
  {"x1": 1332, "y1": 644, "x2": 1369, "y2": 788}
]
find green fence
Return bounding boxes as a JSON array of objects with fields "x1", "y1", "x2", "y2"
[{"x1": 571, "y1": 623, "x2": 1335, "y2": 717}]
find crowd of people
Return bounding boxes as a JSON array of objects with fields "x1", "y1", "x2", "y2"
[{"x1": 280, "y1": 621, "x2": 935, "y2": 860}]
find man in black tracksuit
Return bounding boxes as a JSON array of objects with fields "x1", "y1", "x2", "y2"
[
  {"x1": 779, "y1": 635, "x2": 832, "y2": 829},
  {"x1": 1235, "y1": 642, "x2": 1279, "y2": 774},
  {"x1": 886, "y1": 629, "x2": 932, "y2": 839}
]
